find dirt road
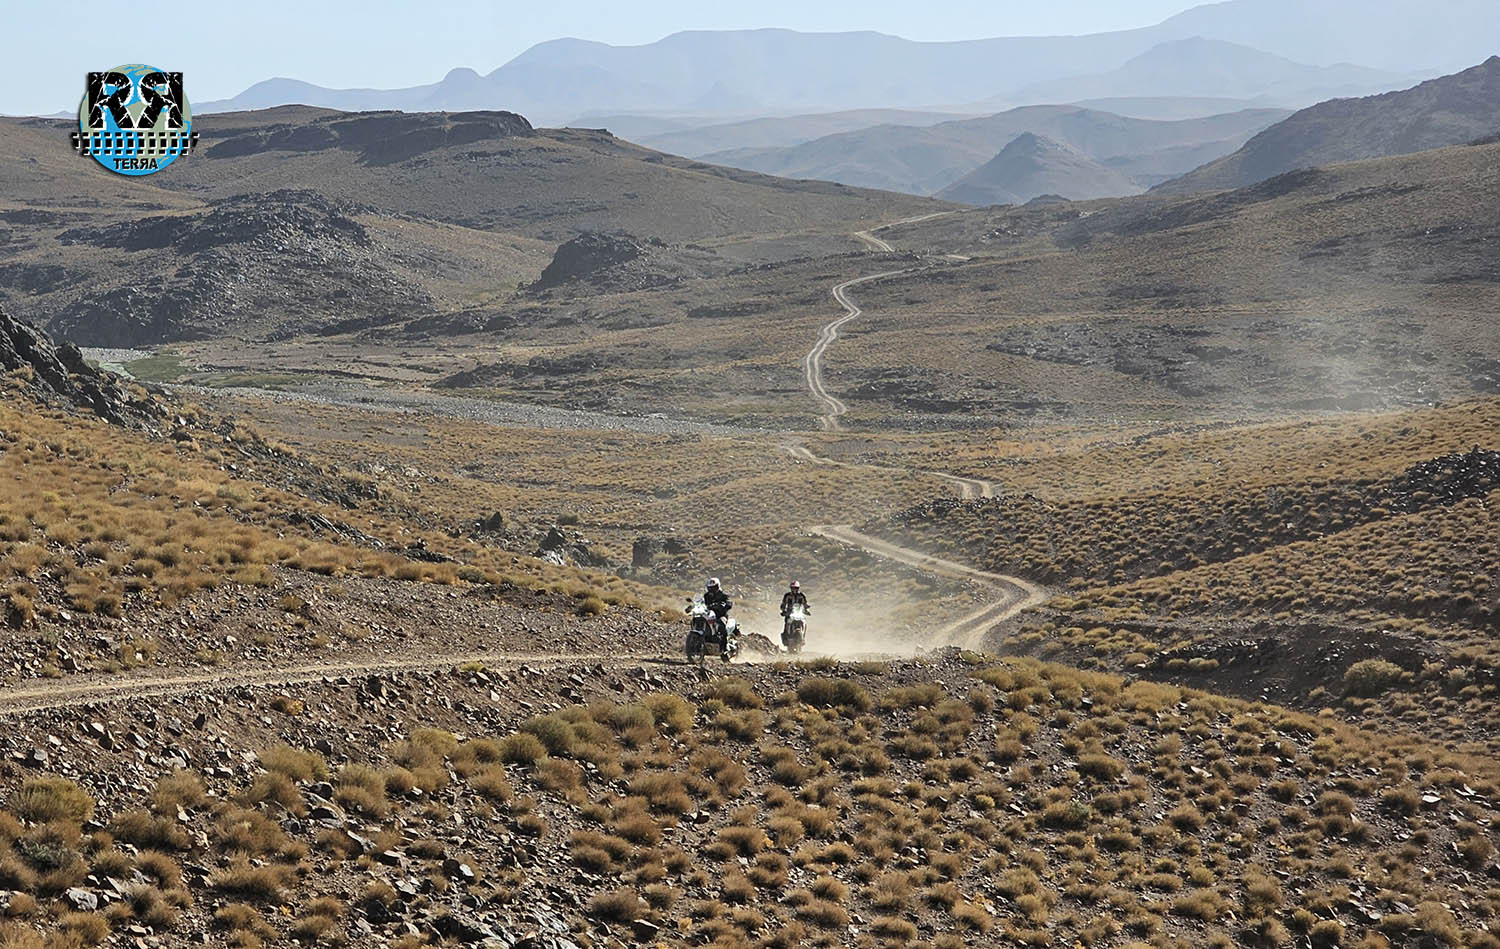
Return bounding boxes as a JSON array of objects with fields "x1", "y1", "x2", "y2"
[
  {"x1": 782, "y1": 442, "x2": 995, "y2": 499},
  {"x1": 798, "y1": 212, "x2": 998, "y2": 496},
  {"x1": 805, "y1": 270, "x2": 909, "y2": 431},
  {"x1": 0, "y1": 651, "x2": 659, "y2": 716},
  {"x1": 852, "y1": 211, "x2": 955, "y2": 253},
  {"x1": 810, "y1": 525, "x2": 1045, "y2": 650}
]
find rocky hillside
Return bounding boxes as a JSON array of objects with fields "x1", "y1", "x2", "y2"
[
  {"x1": 937, "y1": 134, "x2": 1144, "y2": 206},
  {"x1": 528, "y1": 232, "x2": 733, "y2": 295},
  {"x1": 46, "y1": 191, "x2": 433, "y2": 345},
  {"x1": 0, "y1": 305, "x2": 163, "y2": 426},
  {"x1": 1161, "y1": 55, "x2": 1500, "y2": 193}
]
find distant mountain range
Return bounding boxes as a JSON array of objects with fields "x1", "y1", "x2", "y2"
[
  {"x1": 696, "y1": 105, "x2": 1290, "y2": 198},
  {"x1": 1162, "y1": 55, "x2": 1500, "y2": 192},
  {"x1": 1006, "y1": 38, "x2": 1412, "y2": 107},
  {"x1": 632, "y1": 109, "x2": 979, "y2": 160},
  {"x1": 191, "y1": 0, "x2": 1498, "y2": 124},
  {"x1": 937, "y1": 133, "x2": 1144, "y2": 206}
]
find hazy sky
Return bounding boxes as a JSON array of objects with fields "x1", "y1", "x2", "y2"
[{"x1": 7, "y1": 0, "x2": 1201, "y2": 115}]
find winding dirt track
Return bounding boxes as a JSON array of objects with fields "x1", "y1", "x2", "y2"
[
  {"x1": 797, "y1": 212, "x2": 998, "y2": 498},
  {"x1": 781, "y1": 442, "x2": 994, "y2": 499},
  {"x1": 0, "y1": 213, "x2": 1033, "y2": 715},
  {"x1": 0, "y1": 651, "x2": 666, "y2": 716},
  {"x1": 806, "y1": 270, "x2": 908, "y2": 431},
  {"x1": 851, "y1": 211, "x2": 954, "y2": 253},
  {"x1": 810, "y1": 525, "x2": 1046, "y2": 651}
]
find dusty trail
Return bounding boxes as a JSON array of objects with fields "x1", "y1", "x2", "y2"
[
  {"x1": 810, "y1": 525, "x2": 1046, "y2": 651},
  {"x1": 852, "y1": 211, "x2": 954, "y2": 252},
  {"x1": 0, "y1": 651, "x2": 659, "y2": 716},
  {"x1": 1, "y1": 211, "x2": 1029, "y2": 715},
  {"x1": 798, "y1": 211, "x2": 998, "y2": 497},
  {"x1": 806, "y1": 270, "x2": 909, "y2": 430},
  {"x1": 781, "y1": 442, "x2": 994, "y2": 499},
  {"x1": 793, "y1": 213, "x2": 1035, "y2": 650}
]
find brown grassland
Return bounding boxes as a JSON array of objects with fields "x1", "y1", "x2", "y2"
[{"x1": 3, "y1": 657, "x2": 1500, "y2": 948}]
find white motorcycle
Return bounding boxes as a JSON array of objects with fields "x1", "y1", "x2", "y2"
[
  {"x1": 782, "y1": 605, "x2": 808, "y2": 654},
  {"x1": 685, "y1": 597, "x2": 740, "y2": 665}
]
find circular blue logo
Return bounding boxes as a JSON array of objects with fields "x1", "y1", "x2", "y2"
[{"x1": 76, "y1": 65, "x2": 194, "y2": 176}]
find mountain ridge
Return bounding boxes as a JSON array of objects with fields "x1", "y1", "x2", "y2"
[
  {"x1": 1162, "y1": 54, "x2": 1500, "y2": 192},
  {"x1": 698, "y1": 104, "x2": 1289, "y2": 196},
  {"x1": 188, "y1": 1, "x2": 1500, "y2": 122},
  {"x1": 937, "y1": 132, "x2": 1144, "y2": 205}
]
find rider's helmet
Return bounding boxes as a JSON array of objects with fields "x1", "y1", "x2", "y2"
[
  {"x1": 789, "y1": 580, "x2": 800, "y2": 590},
  {"x1": 707, "y1": 577, "x2": 721, "y2": 590}
]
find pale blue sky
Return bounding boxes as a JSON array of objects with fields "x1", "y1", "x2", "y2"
[{"x1": 8, "y1": 0, "x2": 1200, "y2": 115}]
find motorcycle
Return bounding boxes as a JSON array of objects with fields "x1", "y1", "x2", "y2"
[
  {"x1": 685, "y1": 597, "x2": 740, "y2": 665},
  {"x1": 782, "y1": 605, "x2": 808, "y2": 654},
  {"x1": 685, "y1": 597, "x2": 712, "y2": 665}
]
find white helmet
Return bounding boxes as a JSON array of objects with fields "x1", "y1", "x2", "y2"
[{"x1": 707, "y1": 577, "x2": 720, "y2": 590}]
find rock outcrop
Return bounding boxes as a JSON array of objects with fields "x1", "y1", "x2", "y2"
[
  {"x1": 528, "y1": 232, "x2": 730, "y2": 295},
  {"x1": 0, "y1": 304, "x2": 162, "y2": 427}
]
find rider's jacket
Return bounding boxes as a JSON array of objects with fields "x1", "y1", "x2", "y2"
[
  {"x1": 780, "y1": 591, "x2": 808, "y2": 615},
  {"x1": 705, "y1": 588, "x2": 732, "y2": 617}
]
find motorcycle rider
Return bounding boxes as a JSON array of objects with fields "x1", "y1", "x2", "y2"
[
  {"x1": 780, "y1": 580, "x2": 810, "y2": 645},
  {"x1": 704, "y1": 578, "x2": 732, "y2": 649}
]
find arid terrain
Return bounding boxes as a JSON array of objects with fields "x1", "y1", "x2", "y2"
[{"x1": 0, "y1": 55, "x2": 1497, "y2": 949}]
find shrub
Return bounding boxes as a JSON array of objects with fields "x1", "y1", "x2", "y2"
[
  {"x1": 796, "y1": 678, "x2": 872, "y2": 712},
  {"x1": 629, "y1": 773, "x2": 693, "y2": 815},
  {"x1": 213, "y1": 807, "x2": 291, "y2": 856},
  {"x1": 722, "y1": 873, "x2": 755, "y2": 904},
  {"x1": 1456, "y1": 831, "x2": 1496, "y2": 868},
  {"x1": 1171, "y1": 888, "x2": 1228, "y2": 921},
  {"x1": 150, "y1": 770, "x2": 205, "y2": 814},
  {"x1": 497, "y1": 733, "x2": 548, "y2": 766},
  {"x1": 719, "y1": 824, "x2": 767, "y2": 857},
  {"x1": 134, "y1": 851, "x2": 183, "y2": 890},
  {"x1": 1379, "y1": 786, "x2": 1420, "y2": 815},
  {"x1": 709, "y1": 678, "x2": 763, "y2": 709},
  {"x1": 993, "y1": 738, "x2": 1025, "y2": 764},
  {"x1": 586, "y1": 888, "x2": 646, "y2": 923},
  {"x1": 240, "y1": 772, "x2": 306, "y2": 815},
  {"x1": 453, "y1": 738, "x2": 503, "y2": 776},
  {"x1": 643, "y1": 694, "x2": 696, "y2": 734},
  {"x1": 612, "y1": 812, "x2": 661, "y2": 845},
  {"x1": 811, "y1": 876, "x2": 848, "y2": 903},
  {"x1": 257, "y1": 745, "x2": 328, "y2": 782},
  {"x1": 332, "y1": 764, "x2": 388, "y2": 817},
  {"x1": 109, "y1": 810, "x2": 190, "y2": 851},
  {"x1": 1167, "y1": 803, "x2": 1204, "y2": 832},
  {"x1": 795, "y1": 898, "x2": 849, "y2": 929},
  {"x1": 867, "y1": 872, "x2": 912, "y2": 911},
  {"x1": 0, "y1": 923, "x2": 42, "y2": 949},
  {"x1": 1343, "y1": 659, "x2": 1405, "y2": 697},
  {"x1": 536, "y1": 758, "x2": 583, "y2": 793},
  {"x1": 522, "y1": 714, "x2": 578, "y2": 756},
  {"x1": 953, "y1": 900, "x2": 993, "y2": 932},
  {"x1": 870, "y1": 916, "x2": 918, "y2": 941},
  {"x1": 211, "y1": 861, "x2": 290, "y2": 904},
  {"x1": 58, "y1": 911, "x2": 111, "y2": 946},
  {"x1": 12, "y1": 778, "x2": 94, "y2": 824},
  {"x1": 1077, "y1": 753, "x2": 1125, "y2": 782},
  {"x1": 1310, "y1": 919, "x2": 1345, "y2": 947},
  {"x1": 125, "y1": 884, "x2": 181, "y2": 930},
  {"x1": 290, "y1": 913, "x2": 338, "y2": 943},
  {"x1": 471, "y1": 766, "x2": 513, "y2": 804}
]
